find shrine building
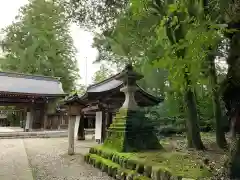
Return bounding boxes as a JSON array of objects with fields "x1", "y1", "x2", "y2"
[
  {"x1": 0, "y1": 71, "x2": 66, "y2": 131},
  {"x1": 65, "y1": 66, "x2": 164, "y2": 143}
]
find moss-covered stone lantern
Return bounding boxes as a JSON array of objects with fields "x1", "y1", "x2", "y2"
[{"x1": 103, "y1": 64, "x2": 162, "y2": 152}]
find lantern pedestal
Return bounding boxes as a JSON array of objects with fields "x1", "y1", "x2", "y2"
[{"x1": 104, "y1": 109, "x2": 162, "y2": 152}]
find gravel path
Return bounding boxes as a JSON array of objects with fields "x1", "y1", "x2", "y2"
[
  {"x1": 0, "y1": 139, "x2": 33, "y2": 180},
  {"x1": 0, "y1": 138, "x2": 113, "y2": 180},
  {"x1": 23, "y1": 138, "x2": 113, "y2": 180}
]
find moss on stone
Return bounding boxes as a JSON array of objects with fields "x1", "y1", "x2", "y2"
[
  {"x1": 87, "y1": 154, "x2": 120, "y2": 168},
  {"x1": 87, "y1": 146, "x2": 212, "y2": 179},
  {"x1": 103, "y1": 109, "x2": 162, "y2": 152},
  {"x1": 133, "y1": 175, "x2": 151, "y2": 180},
  {"x1": 95, "y1": 160, "x2": 102, "y2": 169},
  {"x1": 144, "y1": 165, "x2": 152, "y2": 178},
  {"x1": 126, "y1": 159, "x2": 137, "y2": 170},
  {"x1": 137, "y1": 151, "x2": 212, "y2": 179},
  {"x1": 136, "y1": 163, "x2": 145, "y2": 174},
  {"x1": 85, "y1": 152, "x2": 151, "y2": 179}
]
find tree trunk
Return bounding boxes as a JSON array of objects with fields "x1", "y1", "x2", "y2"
[
  {"x1": 227, "y1": 114, "x2": 240, "y2": 179},
  {"x1": 202, "y1": 0, "x2": 227, "y2": 149},
  {"x1": 230, "y1": 116, "x2": 237, "y2": 140},
  {"x1": 208, "y1": 52, "x2": 227, "y2": 149},
  {"x1": 229, "y1": 136, "x2": 240, "y2": 179},
  {"x1": 166, "y1": 13, "x2": 204, "y2": 149},
  {"x1": 222, "y1": 22, "x2": 240, "y2": 178},
  {"x1": 184, "y1": 69, "x2": 205, "y2": 150}
]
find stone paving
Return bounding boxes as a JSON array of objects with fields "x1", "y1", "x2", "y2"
[
  {"x1": 0, "y1": 126, "x2": 15, "y2": 132},
  {"x1": 0, "y1": 127, "x2": 69, "y2": 139},
  {"x1": 1, "y1": 138, "x2": 113, "y2": 180}
]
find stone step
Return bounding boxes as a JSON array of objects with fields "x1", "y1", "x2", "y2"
[
  {"x1": 88, "y1": 147, "x2": 186, "y2": 180},
  {"x1": 0, "y1": 135, "x2": 67, "y2": 139},
  {"x1": 0, "y1": 131, "x2": 68, "y2": 139},
  {"x1": 85, "y1": 153, "x2": 151, "y2": 180}
]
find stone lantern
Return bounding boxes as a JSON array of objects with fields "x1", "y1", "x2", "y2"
[{"x1": 103, "y1": 64, "x2": 162, "y2": 152}]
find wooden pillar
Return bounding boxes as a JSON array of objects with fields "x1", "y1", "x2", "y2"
[
  {"x1": 95, "y1": 111, "x2": 102, "y2": 143},
  {"x1": 43, "y1": 104, "x2": 48, "y2": 130},
  {"x1": 58, "y1": 115, "x2": 61, "y2": 130},
  {"x1": 78, "y1": 113, "x2": 85, "y2": 140},
  {"x1": 23, "y1": 111, "x2": 25, "y2": 129},
  {"x1": 40, "y1": 105, "x2": 44, "y2": 129},
  {"x1": 106, "y1": 112, "x2": 113, "y2": 128},
  {"x1": 25, "y1": 109, "x2": 31, "y2": 132},
  {"x1": 68, "y1": 115, "x2": 75, "y2": 155},
  {"x1": 67, "y1": 104, "x2": 82, "y2": 155},
  {"x1": 17, "y1": 110, "x2": 20, "y2": 126},
  {"x1": 19, "y1": 110, "x2": 22, "y2": 128},
  {"x1": 30, "y1": 107, "x2": 35, "y2": 130},
  {"x1": 94, "y1": 109, "x2": 107, "y2": 143},
  {"x1": 74, "y1": 115, "x2": 80, "y2": 139},
  {"x1": 18, "y1": 110, "x2": 20, "y2": 128},
  {"x1": 23, "y1": 108, "x2": 27, "y2": 131},
  {"x1": 101, "y1": 110, "x2": 106, "y2": 143}
]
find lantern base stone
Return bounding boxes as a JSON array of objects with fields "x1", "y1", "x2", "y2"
[{"x1": 103, "y1": 109, "x2": 162, "y2": 152}]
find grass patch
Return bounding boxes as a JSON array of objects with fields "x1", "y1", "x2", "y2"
[
  {"x1": 200, "y1": 132, "x2": 215, "y2": 140},
  {"x1": 135, "y1": 151, "x2": 212, "y2": 179}
]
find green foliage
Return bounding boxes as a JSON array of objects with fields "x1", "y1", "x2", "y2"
[
  {"x1": 1, "y1": 0, "x2": 79, "y2": 92},
  {"x1": 91, "y1": 0, "x2": 228, "y2": 139},
  {"x1": 65, "y1": 0, "x2": 128, "y2": 30},
  {"x1": 154, "y1": 17, "x2": 222, "y2": 92},
  {"x1": 75, "y1": 84, "x2": 87, "y2": 95},
  {"x1": 68, "y1": 0, "x2": 230, "y2": 148},
  {"x1": 92, "y1": 64, "x2": 114, "y2": 83},
  {"x1": 135, "y1": 62, "x2": 168, "y2": 97},
  {"x1": 7, "y1": 113, "x2": 19, "y2": 126}
]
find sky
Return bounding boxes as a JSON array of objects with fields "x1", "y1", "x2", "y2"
[{"x1": 0, "y1": 0, "x2": 100, "y2": 86}]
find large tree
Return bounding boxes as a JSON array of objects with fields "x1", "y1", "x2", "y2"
[
  {"x1": 66, "y1": 0, "x2": 128, "y2": 30},
  {"x1": 87, "y1": 0, "x2": 229, "y2": 149},
  {"x1": 221, "y1": 0, "x2": 240, "y2": 178},
  {"x1": 1, "y1": 0, "x2": 79, "y2": 92},
  {"x1": 90, "y1": 0, "x2": 206, "y2": 150}
]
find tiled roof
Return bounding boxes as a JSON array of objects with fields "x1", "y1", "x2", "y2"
[
  {"x1": 88, "y1": 78, "x2": 122, "y2": 92},
  {"x1": 64, "y1": 93, "x2": 85, "y2": 105},
  {"x1": 0, "y1": 72, "x2": 65, "y2": 96},
  {"x1": 81, "y1": 73, "x2": 163, "y2": 106}
]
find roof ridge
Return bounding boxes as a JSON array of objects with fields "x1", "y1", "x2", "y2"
[
  {"x1": 0, "y1": 71, "x2": 61, "y2": 82},
  {"x1": 87, "y1": 72, "x2": 121, "y2": 90},
  {"x1": 136, "y1": 85, "x2": 164, "y2": 102}
]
